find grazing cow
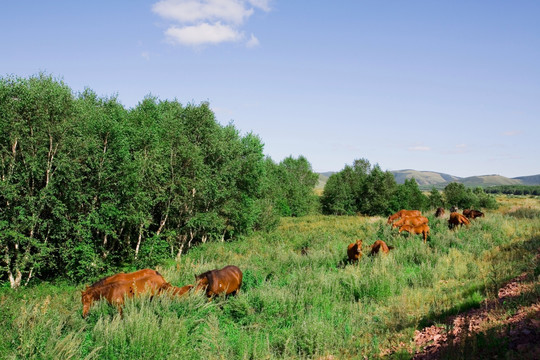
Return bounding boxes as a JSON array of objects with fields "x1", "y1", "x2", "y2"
[
  {"x1": 435, "y1": 207, "x2": 445, "y2": 218},
  {"x1": 171, "y1": 284, "x2": 193, "y2": 296},
  {"x1": 369, "y1": 240, "x2": 393, "y2": 256},
  {"x1": 463, "y1": 209, "x2": 485, "y2": 219},
  {"x1": 387, "y1": 209, "x2": 422, "y2": 224},
  {"x1": 399, "y1": 224, "x2": 430, "y2": 243},
  {"x1": 87, "y1": 268, "x2": 160, "y2": 289},
  {"x1": 195, "y1": 265, "x2": 243, "y2": 298},
  {"x1": 450, "y1": 206, "x2": 458, "y2": 213},
  {"x1": 347, "y1": 239, "x2": 363, "y2": 263},
  {"x1": 82, "y1": 272, "x2": 171, "y2": 317},
  {"x1": 448, "y1": 212, "x2": 470, "y2": 229},
  {"x1": 391, "y1": 215, "x2": 429, "y2": 229}
]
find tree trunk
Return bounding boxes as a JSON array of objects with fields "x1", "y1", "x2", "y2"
[
  {"x1": 8, "y1": 268, "x2": 22, "y2": 289},
  {"x1": 156, "y1": 213, "x2": 168, "y2": 236},
  {"x1": 175, "y1": 235, "x2": 187, "y2": 261},
  {"x1": 24, "y1": 267, "x2": 34, "y2": 286},
  {"x1": 134, "y1": 223, "x2": 144, "y2": 259}
]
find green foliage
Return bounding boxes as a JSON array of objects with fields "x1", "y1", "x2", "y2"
[
  {"x1": 321, "y1": 159, "x2": 398, "y2": 216},
  {"x1": 428, "y1": 187, "x2": 445, "y2": 208},
  {"x1": 263, "y1": 155, "x2": 319, "y2": 217},
  {"x1": 485, "y1": 185, "x2": 540, "y2": 196},
  {"x1": 389, "y1": 178, "x2": 429, "y2": 213},
  {"x1": 443, "y1": 182, "x2": 498, "y2": 210},
  {"x1": 0, "y1": 74, "x2": 284, "y2": 286},
  {"x1": 321, "y1": 159, "x2": 430, "y2": 216}
]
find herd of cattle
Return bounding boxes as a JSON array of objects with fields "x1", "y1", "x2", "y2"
[
  {"x1": 346, "y1": 207, "x2": 485, "y2": 263},
  {"x1": 81, "y1": 207, "x2": 484, "y2": 317}
]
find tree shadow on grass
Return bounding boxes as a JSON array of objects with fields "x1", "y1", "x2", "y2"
[{"x1": 412, "y1": 236, "x2": 540, "y2": 359}]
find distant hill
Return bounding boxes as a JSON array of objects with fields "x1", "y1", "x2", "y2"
[
  {"x1": 514, "y1": 174, "x2": 540, "y2": 185},
  {"x1": 315, "y1": 169, "x2": 540, "y2": 190},
  {"x1": 316, "y1": 173, "x2": 331, "y2": 190},
  {"x1": 391, "y1": 169, "x2": 460, "y2": 187},
  {"x1": 459, "y1": 175, "x2": 521, "y2": 187}
]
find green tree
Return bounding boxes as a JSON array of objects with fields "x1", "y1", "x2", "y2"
[
  {"x1": 279, "y1": 156, "x2": 319, "y2": 216},
  {"x1": 0, "y1": 74, "x2": 77, "y2": 287},
  {"x1": 428, "y1": 187, "x2": 444, "y2": 209},
  {"x1": 61, "y1": 90, "x2": 131, "y2": 280},
  {"x1": 321, "y1": 159, "x2": 398, "y2": 216},
  {"x1": 361, "y1": 164, "x2": 397, "y2": 215},
  {"x1": 443, "y1": 182, "x2": 497, "y2": 210},
  {"x1": 321, "y1": 166, "x2": 357, "y2": 215}
]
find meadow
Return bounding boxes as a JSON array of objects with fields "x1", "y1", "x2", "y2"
[{"x1": 1, "y1": 196, "x2": 539, "y2": 359}]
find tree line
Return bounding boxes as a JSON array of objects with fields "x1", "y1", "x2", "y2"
[
  {"x1": 0, "y1": 74, "x2": 497, "y2": 288},
  {"x1": 320, "y1": 159, "x2": 498, "y2": 216},
  {"x1": 484, "y1": 185, "x2": 540, "y2": 196},
  {"x1": 0, "y1": 74, "x2": 319, "y2": 288}
]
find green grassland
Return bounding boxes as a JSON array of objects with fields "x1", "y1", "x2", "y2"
[{"x1": 1, "y1": 197, "x2": 539, "y2": 359}]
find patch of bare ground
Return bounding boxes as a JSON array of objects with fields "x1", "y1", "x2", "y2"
[{"x1": 411, "y1": 250, "x2": 540, "y2": 360}]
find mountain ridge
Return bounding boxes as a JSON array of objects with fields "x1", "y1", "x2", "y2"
[{"x1": 316, "y1": 170, "x2": 540, "y2": 190}]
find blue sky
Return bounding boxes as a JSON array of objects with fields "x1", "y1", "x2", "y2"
[{"x1": 2, "y1": 1, "x2": 539, "y2": 178}]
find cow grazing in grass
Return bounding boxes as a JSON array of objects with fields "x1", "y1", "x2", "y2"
[
  {"x1": 195, "y1": 265, "x2": 243, "y2": 298},
  {"x1": 463, "y1": 209, "x2": 485, "y2": 219},
  {"x1": 435, "y1": 207, "x2": 445, "y2": 217},
  {"x1": 81, "y1": 269, "x2": 193, "y2": 317},
  {"x1": 387, "y1": 209, "x2": 422, "y2": 224},
  {"x1": 391, "y1": 215, "x2": 429, "y2": 229},
  {"x1": 369, "y1": 240, "x2": 393, "y2": 256},
  {"x1": 82, "y1": 271, "x2": 171, "y2": 318},
  {"x1": 171, "y1": 284, "x2": 193, "y2": 296},
  {"x1": 448, "y1": 212, "x2": 470, "y2": 229},
  {"x1": 399, "y1": 223, "x2": 430, "y2": 243},
  {"x1": 347, "y1": 239, "x2": 363, "y2": 263}
]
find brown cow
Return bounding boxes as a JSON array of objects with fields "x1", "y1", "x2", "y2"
[
  {"x1": 391, "y1": 215, "x2": 429, "y2": 229},
  {"x1": 435, "y1": 207, "x2": 445, "y2": 217},
  {"x1": 399, "y1": 223, "x2": 430, "y2": 243},
  {"x1": 195, "y1": 265, "x2": 243, "y2": 298},
  {"x1": 387, "y1": 209, "x2": 422, "y2": 224},
  {"x1": 82, "y1": 272, "x2": 171, "y2": 317},
  {"x1": 369, "y1": 240, "x2": 393, "y2": 256},
  {"x1": 462, "y1": 209, "x2": 485, "y2": 219},
  {"x1": 170, "y1": 284, "x2": 194, "y2": 296},
  {"x1": 448, "y1": 212, "x2": 470, "y2": 229},
  {"x1": 347, "y1": 239, "x2": 363, "y2": 263},
  {"x1": 87, "y1": 268, "x2": 160, "y2": 289}
]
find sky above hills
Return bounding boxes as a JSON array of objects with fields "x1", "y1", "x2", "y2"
[{"x1": 2, "y1": 1, "x2": 539, "y2": 178}]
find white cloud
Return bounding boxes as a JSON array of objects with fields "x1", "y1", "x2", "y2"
[
  {"x1": 247, "y1": 0, "x2": 271, "y2": 11},
  {"x1": 246, "y1": 33, "x2": 259, "y2": 48},
  {"x1": 153, "y1": 0, "x2": 253, "y2": 25},
  {"x1": 445, "y1": 143, "x2": 469, "y2": 154},
  {"x1": 141, "y1": 51, "x2": 150, "y2": 60},
  {"x1": 408, "y1": 146, "x2": 430, "y2": 151},
  {"x1": 152, "y1": 0, "x2": 271, "y2": 47},
  {"x1": 165, "y1": 23, "x2": 242, "y2": 45},
  {"x1": 502, "y1": 130, "x2": 522, "y2": 136}
]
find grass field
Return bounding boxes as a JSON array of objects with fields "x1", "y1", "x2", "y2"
[{"x1": 1, "y1": 196, "x2": 539, "y2": 359}]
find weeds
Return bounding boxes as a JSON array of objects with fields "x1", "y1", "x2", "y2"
[{"x1": 1, "y1": 198, "x2": 539, "y2": 359}]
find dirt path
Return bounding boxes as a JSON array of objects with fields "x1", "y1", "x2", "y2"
[{"x1": 412, "y1": 251, "x2": 540, "y2": 359}]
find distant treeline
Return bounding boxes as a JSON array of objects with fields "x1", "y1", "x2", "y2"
[
  {"x1": 484, "y1": 185, "x2": 540, "y2": 196},
  {"x1": 0, "y1": 74, "x2": 497, "y2": 288},
  {"x1": 320, "y1": 160, "x2": 497, "y2": 216}
]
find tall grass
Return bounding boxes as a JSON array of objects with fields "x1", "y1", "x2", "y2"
[{"x1": 1, "y1": 199, "x2": 539, "y2": 359}]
